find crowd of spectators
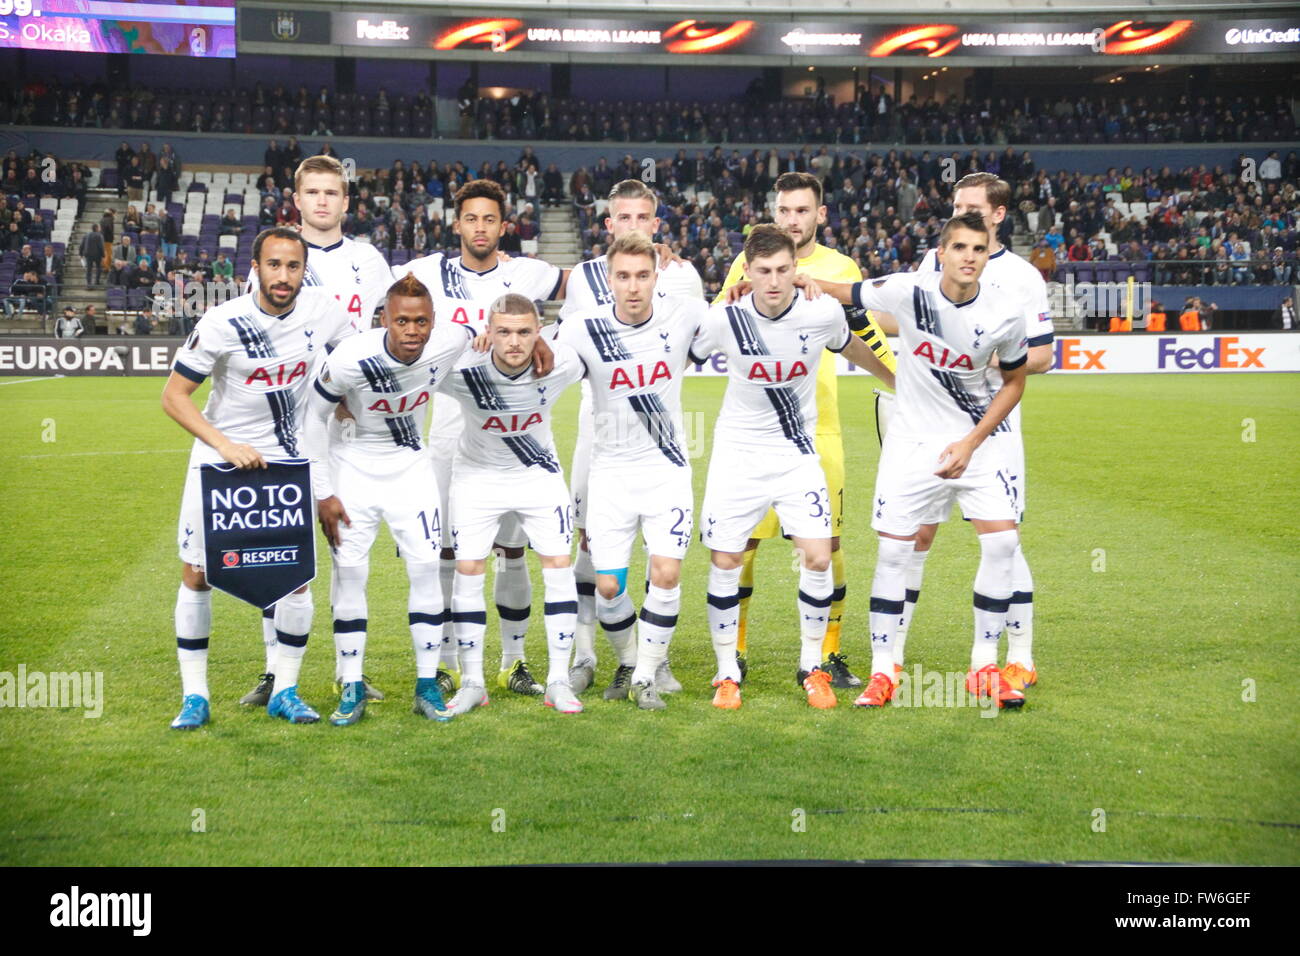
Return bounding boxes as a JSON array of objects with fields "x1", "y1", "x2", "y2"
[
  {"x1": 3, "y1": 79, "x2": 435, "y2": 138},
  {"x1": 5, "y1": 129, "x2": 1297, "y2": 330},
  {"x1": 327, "y1": 144, "x2": 548, "y2": 257},
  {"x1": 2, "y1": 149, "x2": 92, "y2": 224},
  {"x1": 5, "y1": 73, "x2": 1295, "y2": 147},
  {"x1": 0, "y1": 149, "x2": 89, "y2": 321},
  {"x1": 469, "y1": 86, "x2": 1296, "y2": 146},
  {"x1": 568, "y1": 146, "x2": 1299, "y2": 297},
  {"x1": 1018, "y1": 151, "x2": 1299, "y2": 285}
]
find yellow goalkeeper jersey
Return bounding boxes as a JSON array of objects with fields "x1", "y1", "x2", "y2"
[{"x1": 715, "y1": 243, "x2": 896, "y2": 436}]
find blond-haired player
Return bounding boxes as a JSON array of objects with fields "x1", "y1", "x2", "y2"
[{"x1": 559, "y1": 179, "x2": 704, "y2": 697}]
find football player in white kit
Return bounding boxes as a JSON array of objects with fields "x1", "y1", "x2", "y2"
[
  {"x1": 245, "y1": 154, "x2": 394, "y2": 707},
  {"x1": 819, "y1": 211, "x2": 1031, "y2": 709},
  {"x1": 301, "y1": 274, "x2": 477, "y2": 726},
  {"x1": 557, "y1": 180, "x2": 705, "y2": 698},
  {"x1": 555, "y1": 231, "x2": 708, "y2": 710},
  {"x1": 162, "y1": 228, "x2": 358, "y2": 729},
  {"x1": 396, "y1": 179, "x2": 565, "y2": 700},
  {"x1": 874, "y1": 174, "x2": 1053, "y2": 693},
  {"x1": 692, "y1": 226, "x2": 895, "y2": 711},
  {"x1": 439, "y1": 294, "x2": 587, "y2": 715}
]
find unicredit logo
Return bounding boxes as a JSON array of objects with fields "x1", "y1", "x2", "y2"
[
  {"x1": 356, "y1": 18, "x2": 410, "y2": 40},
  {"x1": 1225, "y1": 26, "x2": 1300, "y2": 45}
]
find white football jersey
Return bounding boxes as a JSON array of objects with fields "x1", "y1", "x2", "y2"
[
  {"x1": 440, "y1": 344, "x2": 584, "y2": 475},
  {"x1": 247, "y1": 236, "x2": 392, "y2": 330},
  {"x1": 173, "y1": 287, "x2": 356, "y2": 461},
  {"x1": 919, "y1": 245, "x2": 1053, "y2": 429},
  {"x1": 309, "y1": 324, "x2": 473, "y2": 477},
  {"x1": 852, "y1": 270, "x2": 1029, "y2": 441},
  {"x1": 394, "y1": 251, "x2": 563, "y2": 439},
  {"x1": 556, "y1": 296, "x2": 708, "y2": 469},
  {"x1": 559, "y1": 255, "x2": 704, "y2": 321},
  {"x1": 692, "y1": 292, "x2": 851, "y2": 456}
]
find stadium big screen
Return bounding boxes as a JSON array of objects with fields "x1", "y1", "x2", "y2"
[
  {"x1": 0, "y1": 0, "x2": 235, "y2": 56},
  {"x1": 0, "y1": 0, "x2": 1295, "y2": 906}
]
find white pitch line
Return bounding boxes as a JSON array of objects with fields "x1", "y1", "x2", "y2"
[
  {"x1": 0, "y1": 375, "x2": 65, "y2": 386},
  {"x1": 20, "y1": 448, "x2": 188, "y2": 460}
]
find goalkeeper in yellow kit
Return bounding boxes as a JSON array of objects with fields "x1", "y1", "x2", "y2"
[{"x1": 714, "y1": 171, "x2": 897, "y2": 687}]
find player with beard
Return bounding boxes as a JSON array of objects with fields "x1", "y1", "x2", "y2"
[
  {"x1": 163, "y1": 228, "x2": 358, "y2": 729},
  {"x1": 397, "y1": 179, "x2": 566, "y2": 700}
]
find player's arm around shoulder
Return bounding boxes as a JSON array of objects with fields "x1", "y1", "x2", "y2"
[
  {"x1": 712, "y1": 253, "x2": 747, "y2": 306},
  {"x1": 689, "y1": 302, "x2": 724, "y2": 363},
  {"x1": 837, "y1": 257, "x2": 898, "y2": 372},
  {"x1": 547, "y1": 341, "x2": 587, "y2": 390}
]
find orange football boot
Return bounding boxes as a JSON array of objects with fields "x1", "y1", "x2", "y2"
[
  {"x1": 711, "y1": 678, "x2": 742, "y2": 710},
  {"x1": 853, "y1": 672, "x2": 895, "y2": 707},
  {"x1": 802, "y1": 668, "x2": 837, "y2": 709}
]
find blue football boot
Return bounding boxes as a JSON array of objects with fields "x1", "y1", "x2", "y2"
[
  {"x1": 170, "y1": 694, "x2": 210, "y2": 730},
  {"x1": 330, "y1": 680, "x2": 367, "y2": 726},
  {"x1": 267, "y1": 685, "x2": 321, "y2": 724}
]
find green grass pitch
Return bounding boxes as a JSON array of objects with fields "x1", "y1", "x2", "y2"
[{"x1": 0, "y1": 372, "x2": 1296, "y2": 866}]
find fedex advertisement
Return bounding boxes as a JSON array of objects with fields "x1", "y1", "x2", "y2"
[
  {"x1": 0, "y1": 0, "x2": 235, "y2": 56},
  {"x1": 1049, "y1": 334, "x2": 1300, "y2": 373},
  {"x1": 681, "y1": 334, "x2": 1300, "y2": 377}
]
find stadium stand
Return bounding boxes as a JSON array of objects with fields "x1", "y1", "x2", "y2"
[{"x1": 468, "y1": 90, "x2": 1298, "y2": 146}]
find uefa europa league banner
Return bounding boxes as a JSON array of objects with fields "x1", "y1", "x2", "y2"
[{"x1": 201, "y1": 460, "x2": 316, "y2": 609}]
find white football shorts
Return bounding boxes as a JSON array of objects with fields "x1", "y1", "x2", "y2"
[
  {"x1": 871, "y1": 432, "x2": 1021, "y2": 536},
  {"x1": 449, "y1": 466, "x2": 574, "y2": 560},
  {"x1": 331, "y1": 454, "x2": 442, "y2": 567},
  {"x1": 700, "y1": 446, "x2": 831, "y2": 554},
  {"x1": 585, "y1": 464, "x2": 694, "y2": 571},
  {"x1": 430, "y1": 433, "x2": 528, "y2": 550}
]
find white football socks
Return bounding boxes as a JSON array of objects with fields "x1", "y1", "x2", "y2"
[
  {"x1": 175, "y1": 584, "x2": 211, "y2": 699},
  {"x1": 706, "y1": 564, "x2": 742, "y2": 682},
  {"x1": 260, "y1": 607, "x2": 277, "y2": 672},
  {"x1": 572, "y1": 545, "x2": 598, "y2": 665},
  {"x1": 332, "y1": 564, "x2": 368, "y2": 685},
  {"x1": 407, "y1": 560, "x2": 445, "y2": 680},
  {"x1": 972, "y1": 530, "x2": 1018, "y2": 671},
  {"x1": 541, "y1": 566, "x2": 579, "y2": 685},
  {"x1": 869, "y1": 537, "x2": 914, "y2": 679},
  {"x1": 1006, "y1": 543, "x2": 1034, "y2": 670},
  {"x1": 596, "y1": 588, "x2": 637, "y2": 666},
  {"x1": 797, "y1": 565, "x2": 833, "y2": 673},
  {"x1": 438, "y1": 556, "x2": 456, "y2": 619},
  {"x1": 452, "y1": 571, "x2": 487, "y2": 687},
  {"x1": 494, "y1": 553, "x2": 531, "y2": 671},
  {"x1": 894, "y1": 547, "x2": 930, "y2": 668},
  {"x1": 633, "y1": 583, "x2": 680, "y2": 685},
  {"x1": 272, "y1": 588, "x2": 313, "y2": 692}
]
